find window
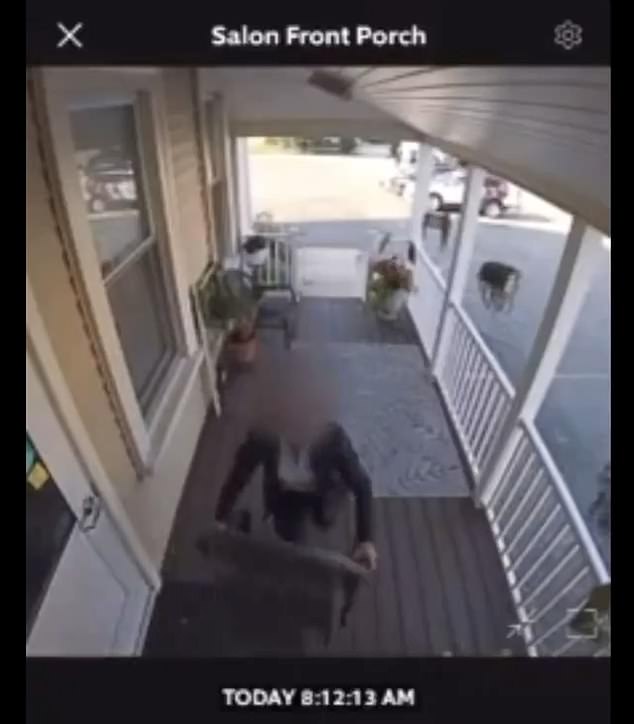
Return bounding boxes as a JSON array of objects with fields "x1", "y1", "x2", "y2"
[{"x1": 70, "y1": 104, "x2": 177, "y2": 417}]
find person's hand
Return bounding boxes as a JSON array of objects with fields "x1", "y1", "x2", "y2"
[
  {"x1": 215, "y1": 520, "x2": 228, "y2": 531},
  {"x1": 352, "y1": 541, "x2": 378, "y2": 571}
]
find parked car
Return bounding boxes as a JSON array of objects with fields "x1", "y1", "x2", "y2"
[
  {"x1": 396, "y1": 169, "x2": 517, "y2": 218},
  {"x1": 80, "y1": 151, "x2": 137, "y2": 213},
  {"x1": 297, "y1": 137, "x2": 357, "y2": 155},
  {"x1": 352, "y1": 139, "x2": 393, "y2": 157}
]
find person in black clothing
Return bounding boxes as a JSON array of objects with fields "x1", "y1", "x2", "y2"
[{"x1": 214, "y1": 359, "x2": 378, "y2": 571}]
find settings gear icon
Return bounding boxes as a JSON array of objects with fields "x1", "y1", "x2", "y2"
[{"x1": 554, "y1": 20, "x2": 583, "y2": 50}]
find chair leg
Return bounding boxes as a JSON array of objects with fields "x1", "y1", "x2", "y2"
[{"x1": 340, "y1": 576, "x2": 361, "y2": 628}]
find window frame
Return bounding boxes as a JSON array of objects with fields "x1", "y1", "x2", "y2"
[
  {"x1": 33, "y1": 68, "x2": 198, "y2": 470},
  {"x1": 197, "y1": 85, "x2": 239, "y2": 258}
]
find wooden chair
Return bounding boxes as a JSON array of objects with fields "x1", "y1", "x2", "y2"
[
  {"x1": 202, "y1": 523, "x2": 370, "y2": 648},
  {"x1": 249, "y1": 211, "x2": 302, "y2": 301},
  {"x1": 223, "y1": 268, "x2": 298, "y2": 349},
  {"x1": 252, "y1": 238, "x2": 298, "y2": 301}
]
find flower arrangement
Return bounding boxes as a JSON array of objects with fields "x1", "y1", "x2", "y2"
[
  {"x1": 369, "y1": 256, "x2": 414, "y2": 293},
  {"x1": 368, "y1": 256, "x2": 415, "y2": 320}
]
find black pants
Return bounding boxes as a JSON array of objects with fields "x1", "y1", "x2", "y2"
[{"x1": 270, "y1": 485, "x2": 348, "y2": 544}]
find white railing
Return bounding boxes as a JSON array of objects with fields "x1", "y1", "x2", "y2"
[
  {"x1": 409, "y1": 247, "x2": 610, "y2": 657},
  {"x1": 252, "y1": 238, "x2": 294, "y2": 290},
  {"x1": 435, "y1": 301, "x2": 516, "y2": 483},
  {"x1": 485, "y1": 420, "x2": 610, "y2": 656}
]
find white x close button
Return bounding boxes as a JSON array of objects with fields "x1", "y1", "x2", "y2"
[{"x1": 57, "y1": 22, "x2": 84, "y2": 49}]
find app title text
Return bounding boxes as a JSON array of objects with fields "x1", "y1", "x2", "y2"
[{"x1": 210, "y1": 25, "x2": 427, "y2": 48}]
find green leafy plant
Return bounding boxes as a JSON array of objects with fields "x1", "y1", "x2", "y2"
[
  {"x1": 367, "y1": 256, "x2": 415, "y2": 308},
  {"x1": 200, "y1": 269, "x2": 259, "y2": 338}
]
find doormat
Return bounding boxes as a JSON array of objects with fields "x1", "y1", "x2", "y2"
[{"x1": 294, "y1": 342, "x2": 470, "y2": 497}]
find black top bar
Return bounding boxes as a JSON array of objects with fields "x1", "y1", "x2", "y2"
[{"x1": 27, "y1": 1, "x2": 610, "y2": 65}]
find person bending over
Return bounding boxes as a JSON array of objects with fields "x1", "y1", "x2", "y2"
[{"x1": 213, "y1": 363, "x2": 378, "y2": 571}]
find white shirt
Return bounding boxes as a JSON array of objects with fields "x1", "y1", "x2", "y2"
[{"x1": 278, "y1": 439, "x2": 317, "y2": 493}]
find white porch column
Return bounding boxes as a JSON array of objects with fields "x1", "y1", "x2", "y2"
[
  {"x1": 431, "y1": 166, "x2": 485, "y2": 374},
  {"x1": 410, "y1": 143, "x2": 436, "y2": 248},
  {"x1": 477, "y1": 218, "x2": 604, "y2": 504},
  {"x1": 235, "y1": 137, "x2": 253, "y2": 237},
  {"x1": 223, "y1": 138, "x2": 239, "y2": 253}
]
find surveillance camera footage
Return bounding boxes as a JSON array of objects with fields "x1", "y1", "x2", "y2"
[{"x1": 26, "y1": 12, "x2": 610, "y2": 704}]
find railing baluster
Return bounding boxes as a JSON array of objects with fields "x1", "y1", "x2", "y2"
[
  {"x1": 488, "y1": 434, "x2": 527, "y2": 515},
  {"x1": 470, "y1": 382, "x2": 503, "y2": 465},
  {"x1": 529, "y1": 566, "x2": 590, "y2": 627},
  {"x1": 461, "y1": 355, "x2": 488, "y2": 444},
  {"x1": 474, "y1": 391, "x2": 508, "y2": 468},
  {"x1": 447, "y1": 320, "x2": 470, "y2": 407},
  {"x1": 450, "y1": 331, "x2": 472, "y2": 416},
  {"x1": 520, "y1": 543, "x2": 580, "y2": 606},
  {"x1": 478, "y1": 395, "x2": 513, "y2": 471},
  {"x1": 451, "y1": 324, "x2": 469, "y2": 411},
  {"x1": 505, "y1": 486, "x2": 551, "y2": 555},
  {"x1": 439, "y1": 312, "x2": 460, "y2": 394},
  {"x1": 494, "y1": 449, "x2": 535, "y2": 525},
  {"x1": 514, "y1": 524, "x2": 570, "y2": 592},
  {"x1": 500, "y1": 468, "x2": 544, "y2": 540},
  {"x1": 454, "y1": 336, "x2": 479, "y2": 422},
  {"x1": 511, "y1": 504, "x2": 560, "y2": 572}
]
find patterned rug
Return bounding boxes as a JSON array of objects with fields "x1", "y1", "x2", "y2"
[{"x1": 294, "y1": 342, "x2": 470, "y2": 497}]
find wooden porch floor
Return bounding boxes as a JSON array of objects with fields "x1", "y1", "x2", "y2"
[{"x1": 144, "y1": 299, "x2": 525, "y2": 656}]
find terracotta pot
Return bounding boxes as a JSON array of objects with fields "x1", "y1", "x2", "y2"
[
  {"x1": 227, "y1": 332, "x2": 257, "y2": 366},
  {"x1": 378, "y1": 288, "x2": 409, "y2": 320}
]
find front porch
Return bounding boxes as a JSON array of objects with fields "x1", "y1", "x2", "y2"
[
  {"x1": 26, "y1": 66, "x2": 609, "y2": 658},
  {"x1": 144, "y1": 299, "x2": 524, "y2": 656}
]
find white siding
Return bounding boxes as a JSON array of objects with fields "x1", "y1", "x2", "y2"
[{"x1": 162, "y1": 68, "x2": 213, "y2": 283}]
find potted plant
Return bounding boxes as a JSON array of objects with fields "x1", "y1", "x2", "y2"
[
  {"x1": 202, "y1": 269, "x2": 260, "y2": 367},
  {"x1": 242, "y1": 235, "x2": 269, "y2": 268},
  {"x1": 368, "y1": 256, "x2": 415, "y2": 320},
  {"x1": 226, "y1": 306, "x2": 258, "y2": 366}
]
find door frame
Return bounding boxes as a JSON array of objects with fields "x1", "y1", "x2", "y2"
[{"x1": 27, "y1": 344, "x2": 155, "y2": 655}]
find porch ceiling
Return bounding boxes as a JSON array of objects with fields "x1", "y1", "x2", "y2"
[
  {"x1": 332, "y1": 67, "x2": 610, "y2": 235},
  {"x1": 202, "y1": 66, "x2": 610, "y2": 235},
  {"x1": 200, "y1": 67, "x2": 416, "y2": 140}
]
